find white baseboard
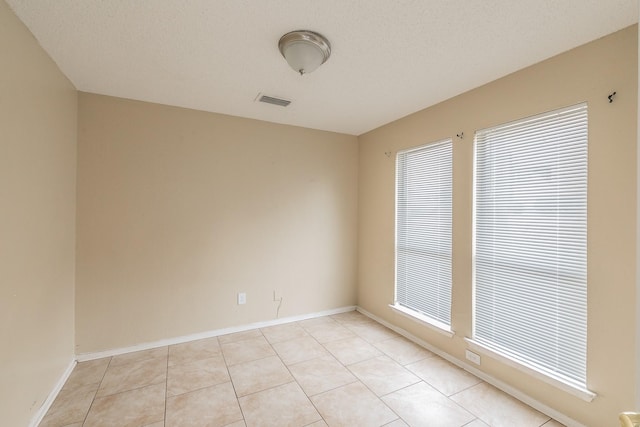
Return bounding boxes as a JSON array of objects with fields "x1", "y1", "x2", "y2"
[
  {"x1": 29, "y1": 358, "x2": 77, "y2": 427},
  {"x1": 76, "y1": 305, "x2": 357, "y2": 362},
  {"x1": 355, "y1": 306, "x2": 586, "y2": 427}
]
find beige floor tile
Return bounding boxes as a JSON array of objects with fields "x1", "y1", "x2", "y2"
[
  {"x1": 39, "y1": 314, "x2": 567, "y2": 427},
  {"x1": 39, "y1": 382, "x2": 99, "y2": 426},
  {"x1": 323, "y1": 336, "x2": 382, "y2": 366},
  {"x1": 347, "y1": 323, "x2": 400, "y2": 343},
  {"x1": 382, "y1": 381, "x2": 475, "y2": 427},
  {"x1": 96, "y1": 356, "x2": 167, "y2": 397},
  {"x1": 272, "y1": 336, "x2": 328, "y2": 366},
  {"x1": 374, "y1": 336, "x2": 435, "y2": 365},
  {"x1": 228, "y1": 355, "x2": 294, "y2": 397},
  {"x1": 239, "y1": 382, "x2": 321, "y2": 427},
  {"x1": 288, "y1": 354, "x2": 357, "y2": 396},
  {"x1": 406, "y1": 356, "x2": 481, "y2": 396},
  {"x1": 221, "y1": 336, "x2": 276, "y2": 366},
  {"x1": 167, "y1": 354, "x2": 230, "y2": 396},
  {"x1": 348, "y1": 355, "x2": 420, "y2": 396},
  {"x1": 450, "y1": 382, "x2": 551, "y2": 427},
  {"x1": 303, "y1": 322, "x2": 356, "y2": 344},
  {"x1": 84, "y1": 382, "x2": 165, "y2": 426},
  {"x1": 298, "y1": 316, "x2": 338, "y2": 328},
  {"x1": 169, "y1": 336, "x2": 221, "y2": 366},
  {"x1": 110, "y1": 346, "x2": 168, "y2": 367},
  {"x1": 218, "y1": 329, "x2": 263, "y2": 344},
  {"x1": 311, "y1": 381, "x2": 397, "y2": 427},
  {"x1": 64, "y1": 358, "x2": 110, "y2": 391},
  {"x1": 300, "y1": 317, "x2": 354, "y2": 343},
  {"x1": 330, "y1": 310, "x2": 374, "y2": 326},
  {"x1": 261, "y1": 323, "x2": 309, "y2": 344},
  {"x1": 166, "y1": 381, "x2": 243, "y2": 427}
]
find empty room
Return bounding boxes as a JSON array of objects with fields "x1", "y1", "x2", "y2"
[{"x1": 2, "y1": 1, "x2": 639, "y2": 426}]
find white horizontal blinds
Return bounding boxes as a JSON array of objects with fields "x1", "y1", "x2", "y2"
[
  {"x1": 474, "y1": 103, "x2": 588, "y2": 386},
  {"x1": 396, "y1": 139, "x2": 453, "y2": 325}
]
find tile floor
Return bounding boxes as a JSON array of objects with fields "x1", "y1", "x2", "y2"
[{"x1": 39, "y1": 310, "x2": 566, "y2": 427}]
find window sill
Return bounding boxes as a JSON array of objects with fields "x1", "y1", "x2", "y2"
[
  {"x1": 464, "y1": 338, "x2": 596, "y2": 402},
  {"x1": 388, "y1": 304, "x2": 454, "y2": 338}
]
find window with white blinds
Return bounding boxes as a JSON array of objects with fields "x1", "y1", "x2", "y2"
[
  {"x1": 473, "y1": 103, "x2": 588, "y2": 387},
  {"x1": 396, "y1": 139, "x2": 452, "y2": 327}
]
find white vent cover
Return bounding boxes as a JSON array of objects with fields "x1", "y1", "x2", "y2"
[{"x1": 256, "y1": 93, "x2": 291, "y2": 107}]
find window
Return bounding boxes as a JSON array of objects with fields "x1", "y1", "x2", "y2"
[
  {"x1": 395, "y1": 139, "x2": 452, "y2": 329},
  {"x1": 473, "y1": 103, "x2": 588, "y2": 389}
]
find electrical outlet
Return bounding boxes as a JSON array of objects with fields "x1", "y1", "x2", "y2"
[
  {"x1": 237, "y1": 292, "x2": 246, "y2": 305},
  {"x1": 465, "y1": 350, "x2": 481, "y2": 365}
]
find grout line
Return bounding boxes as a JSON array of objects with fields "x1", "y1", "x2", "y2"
[
  {"x1": 233, "y1": 379, "x2": 297, "y2": 400},
  {"x1": 448, "y1": 379, "x2": 485, "y2": 398},
  {"x1": 218, "y1": 338, "x2": 247, "y2": 426},
  {"x1": 163, "y1": 348, "x2": 168, "y2": 427},
  {"x1": 81, "y1": 356, "x2": 113, "y2": 425},
  {"x1": 91, "y1": 380, "x2": 168, "y2": 400},
  {"x1": 166, "y1": 379, "x2": 233, "y2": 399}
]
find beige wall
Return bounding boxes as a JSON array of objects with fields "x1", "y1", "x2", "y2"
[
  {"x1": 75, "y1": 93, "x2": 359, "y2": 353},
  {"x1": 3, "y1": 1, "x2": 636, "y2": 423},
  {"x1": 0, "y1": 1, "x2": 77, "y2": 425},
  {"x1": 358, "y1": 26, "x2": 638, "y2": 427}
]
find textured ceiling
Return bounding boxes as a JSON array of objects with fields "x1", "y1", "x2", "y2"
[{"x1": 6, "y1": 0, "x2": 638, "y2": 135}]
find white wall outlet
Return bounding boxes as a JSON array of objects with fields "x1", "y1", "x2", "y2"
[
  {"x1": 237, "y1": 292, "x2": 246, "y2": 305},
  {"x1": 465, "y1": 349, "x2": 481, "y2": 365}
]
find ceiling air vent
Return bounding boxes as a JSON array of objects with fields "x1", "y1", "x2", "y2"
[{"x1": 256, "y1": 93, "x2": 291, "y2": 107}]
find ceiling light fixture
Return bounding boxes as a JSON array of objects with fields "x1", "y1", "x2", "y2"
[{"x1": 278, "y1": 30, "x2": 331, "y2": 76}]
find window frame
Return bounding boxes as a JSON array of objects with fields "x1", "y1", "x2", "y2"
[
  {"x1": 470, "y1": 103, "x2": 594, "y2": 401},
  {"x1": 393, "y1": 138, "x2": 453, "y2": 336}
]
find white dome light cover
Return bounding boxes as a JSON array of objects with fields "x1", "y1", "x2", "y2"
[{"x1": 278, "y1": 30, "x2": 331, "y2": 75}]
